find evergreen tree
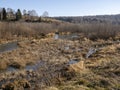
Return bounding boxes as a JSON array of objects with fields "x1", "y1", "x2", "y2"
[
  {"x1": 2, "y1": 8, "x2": 7, "y2": 20},
  {"x1": 16, "y1": 9, "x2": 22, "y2": 20}
]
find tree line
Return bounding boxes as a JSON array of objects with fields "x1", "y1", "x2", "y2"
[
  {"x1": 0, "y1": 7, "x2": 49, "y2": 22},
  {"x1": 54, "y1": 14, "x2": 120, "y2": 25}
]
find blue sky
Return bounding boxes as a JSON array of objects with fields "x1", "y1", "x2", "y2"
[{"x1": 0, "y1": 0, "x2": 120, "y2": 16}]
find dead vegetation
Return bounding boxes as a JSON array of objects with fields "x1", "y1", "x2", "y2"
[
  {"x1": 0, "y1": 21, "x2": 120, "y2": 89},
  {"x1": 0, "y1": 36, "x2": 119, "y2": 90},
  {"x1": 0, "y1": 22, "x2": 120, "y2": 42}
]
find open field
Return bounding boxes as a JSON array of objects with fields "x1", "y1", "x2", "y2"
[{"x1": 0, "y1": 22, "x2": 120, "y2": 90}]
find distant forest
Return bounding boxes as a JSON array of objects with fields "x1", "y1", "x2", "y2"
[
  {"x1": 1, "y1": 7, "x2": 120, "y2": 25},
  {"x1": 0, "y1": 7, "x2": 49, "y2": 22},
  {"x1": 54, "y1": 14, "x2": 120, "y2": 25}
]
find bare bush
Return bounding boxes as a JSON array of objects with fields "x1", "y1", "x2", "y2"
[
  {"x1": 0, "y1": 21, "x2": 120, "y2": 40},
  {"x1": 0, "y1": 22, "x2": 57, "y2": 39},
  {"x1": 58, "y1": 23, "x2": 120, "y2": 40}
]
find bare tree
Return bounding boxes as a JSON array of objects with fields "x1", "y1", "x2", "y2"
[
  {"x1": 27, "y1": 10, "x2": 38, "y2": 21},
  {"x1": 7, "y1": 8, "x2": 13, "y2": 13},
  {"x1": 0, "y1": 8, "x2": 2, "y2": 12},
  {"x1": 0, "y1": 8, "x2": 2, "y2": 20},
  {"x1": 7, "y1": 8, "x2": 14, "y2": 19},
  {"x1": 42, "y1": 11, "x2": 49, "y2": 17},
  {"x1": 23, "y1": 9, "x2": 27, "y2": 15},
  {"x1": 28, "y1": 10, "x2": 38, "y2": 16}
]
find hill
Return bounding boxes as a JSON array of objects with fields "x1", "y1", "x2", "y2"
[{"x1": 54, "y1": 14, "x2": 120, "y2": 24}]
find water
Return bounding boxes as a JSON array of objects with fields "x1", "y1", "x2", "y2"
[
  {"x1": 6, "y1": 66, "x2": 18, "y2": 72},
  {"x1": 86, "y1": 48, "x2": 97, "y2": 58},
  {"x1": 54, "y1": 34, "x2": 59, "y2": 39},
  {"x1": 68, "y1": 59, "x2": 79, "y2": 65},
  {"x1": 54, "y1": 33, "x2": 79, "y2": 40},
  {"x1": 0, "y1": 41, "x2": 18, "y2": 53},
  {"x1": 5, "y1": 59, "x2": 79, "y2": 73},
  {"x1": 25, "y1": 61, "x2": 46, "y2": 71},
  {"x1": 1, "y1": 61, "x2": 46, "y2": 73},
  {"x1": 59, "y1": 34, "x2": 79, "y2": 40},
  {"x1": 65, "y1": 45, "x2": 70, "y2": 50}
]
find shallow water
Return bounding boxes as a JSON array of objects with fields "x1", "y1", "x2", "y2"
[
  {"x1": 25, "y1": 61, "x2": 46, "y2": 71},
  {"x1": 54, "y1": 33, "x2": 79, "y2": 40},
  {"x1": 68, "y1": 59, "x2": 79, "y2": 64},
  {"x1": 60, "y1": 33, "x2": 79, "y2": 40},
  {"x1": 54, "y1": 34, "x2": 59, "y2": 39},
  {"x1": 0, "y1": 41, "x2": 18, "y2": 53},
  {"x1": 5, "y1": 66, "x2": 19, "y2": 72},
  {"x1": 3, "y1": 60, "x2": 46, "y2": 73}
]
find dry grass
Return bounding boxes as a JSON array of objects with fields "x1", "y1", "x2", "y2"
[
  {"x1": 58, "y1": 23, "x2": 120, "y2": 40},
  {"x1": 0, "y1": 60, "x2": 8, "y2": 70},
  {"x1": 0, "y1": 38, "x2": 120, "y2": 90},
  {"x1": 0, "y1": 21, "x2": 120, "y2": 89},
  {"x1": 0, "y1": 22, "x2": 58, "y2": 40},
  {"x1": 0, "y1": 22, "x2": 120, "y2": 41}
]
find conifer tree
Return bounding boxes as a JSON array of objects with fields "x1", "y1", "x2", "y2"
[
  {"x1": 16, "y1": 9, "x2": 22, "y2": 20},
  {"x1": 2, "y1": 8, "x2": 7, "y2": 20}
]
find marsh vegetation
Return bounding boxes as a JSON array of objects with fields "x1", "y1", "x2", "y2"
[{"x1": 0, "y1": 16, "x2": 120, "y2": 90}]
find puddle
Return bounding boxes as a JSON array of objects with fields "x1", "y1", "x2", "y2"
[
  {"x1": 71, "y1": 35, "x2": 79, "y2": 38},
  {"x1": 0, "y1": 66, "x2": 18, "y2": 73},
  {"x1": 68, "y1": 59, "x2": 79, "y2": 65},
  {"x1": 7, "y1": 66, "x2": 18, "y2": 72},
  {"x1": 25, "y1": 61, "x2": 46, "y2": 71},
  {"x1": 0, "y1": 41, "x2": 18, "y2": 53},
  {"x1": 4, "y1": 61, "x2": 46, "y2": 73},
  {"x1": 65, "y1": 45, "x2": 70, "y2": 50},
  {"x1": 54, "y1": 33, "x2": 79, "y2": 40},
  {"x1": 61, "y1": 34, "x2": 79, "y2": 40},
  {"x1": 54, "y1": 34, "x2": 59, "y2": 39}
]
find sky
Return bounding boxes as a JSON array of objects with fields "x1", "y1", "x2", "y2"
[{"x1": 0, "y1": 0, "x2": 120, "y2": 16}]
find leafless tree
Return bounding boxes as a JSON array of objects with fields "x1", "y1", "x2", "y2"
[
  {"x1": 28, "y1": 10, "x2": 38, "y2": 16},
  {"x1": 23, "y1": 9, "x2": 27, "y2": 15},
  {"x1": 42, "y1": 11, "x2": 49, "y2": 17},
  {"x1": 7, "y1": 8, "x2": 15, "y2": 20},
  {"x1": 0, "y1": 8, "x2": 3, "y2": 20}
]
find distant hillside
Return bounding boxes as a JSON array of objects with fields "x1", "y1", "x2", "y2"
[{"x1": 54, "y1": 14, "x2": 120, "y2": 24}]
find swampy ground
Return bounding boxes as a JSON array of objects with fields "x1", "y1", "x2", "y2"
[{"x1": 0, "y1": 33, "x2": 120, "y2": 90}]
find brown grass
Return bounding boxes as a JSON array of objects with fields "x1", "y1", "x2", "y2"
[
  {"x1": 0, "y1": 21, "x2": 120, "y2": 90},
  {"x1": 0, "y1": 60, "x2": 8, "y2": 70},
  {"x1": 0, "y1": 22, "x2": 57, "y2": 40},
  {"x1": 0, "y1": 21, "x2": 120, "y2": 40},
  {"x1": 58, "y1": 23, "x2": 120, "y2": 40}
]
